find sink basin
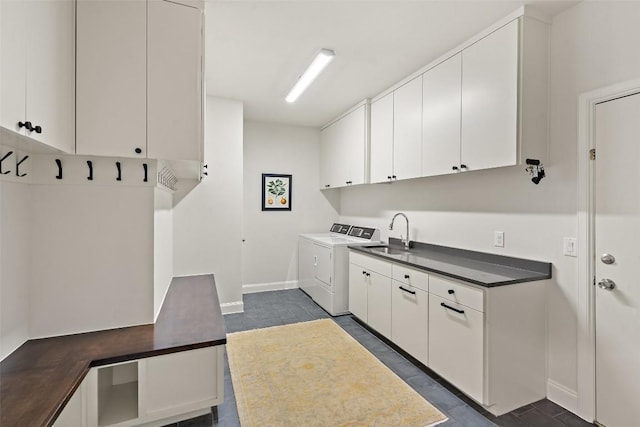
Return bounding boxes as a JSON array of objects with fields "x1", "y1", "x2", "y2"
[{"x1": 368, "y1": 246, "x2": 411, "y2": 256}]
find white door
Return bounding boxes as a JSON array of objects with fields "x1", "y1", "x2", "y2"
[
  {"x1": 594, "y1": 92, "x2": 640, "y2": 427},
  {"x1": 314, "y1": 244, "x2": 332, "y2": 289}
]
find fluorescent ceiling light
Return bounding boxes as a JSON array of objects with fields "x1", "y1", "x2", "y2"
[{"x1": 286, "y1": 49, "x2": 335, "y2": 103}]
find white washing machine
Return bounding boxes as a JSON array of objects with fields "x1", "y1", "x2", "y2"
[{"x1": 298, "y1": 224, "x2": 381, "y2": 315}]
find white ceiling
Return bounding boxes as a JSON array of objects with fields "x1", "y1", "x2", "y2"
[{"x1": 205, "y1": 1, "x2": 578, "y2": 128}]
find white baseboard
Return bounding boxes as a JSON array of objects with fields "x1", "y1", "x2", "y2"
[
  {"x1": 547, "y1": 379, "x2": 578, "y2": 415},
  {"x1": 242, "y1": 280, "x2": 299, "y2": 294},
  {"x1": 220, "y1": 301, "x2": 244, "y2": 315}
]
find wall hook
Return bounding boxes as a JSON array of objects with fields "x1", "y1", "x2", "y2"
[
  {"x1": 16, "y1": 155, "x2": 29, "y2": 177},
  {"x1": 116, "y1": 161, "x2": 122, "y2": 181},
  {"x1": 55, "y1": 159, "x2": 63, "y2": 180},
  {"x1": 142, "y1": 163, "x2": 148, "y2": 182},
  {"x1": 87, "y1": 160, "x2": 93, "y2": 181},
  {"x1": 0, "y1": 151, "x2": 13, "y2": 175}
]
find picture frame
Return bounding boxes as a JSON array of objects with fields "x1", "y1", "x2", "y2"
[{"x1": 262, "y1": 173, "x2": 292, "y2": 211}]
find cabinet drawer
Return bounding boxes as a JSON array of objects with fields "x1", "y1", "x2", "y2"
[
  {"x1": 392, "y1": 264, "x2": 429, "y2": 292},
  {"x1": 429, "y1": 275, "x2": 484, "y2": 312},
  {"x1": 350, "y1": 252, "x2": 392, "y2": 277},
  {"x1": 429, "y1": 294, "x2": 484, "y2": 404}
]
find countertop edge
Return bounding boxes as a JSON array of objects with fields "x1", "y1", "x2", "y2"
[{"x1": 348, "y1": 244, "x2": 552, "y2": 287}]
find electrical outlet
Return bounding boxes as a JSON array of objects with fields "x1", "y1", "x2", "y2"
[
  {"x1": 563, "y1": 237, "x2": 577, "y2": 257},
  {"x1": 494, "y1": 231, "x2": 505, "y2": 247}
]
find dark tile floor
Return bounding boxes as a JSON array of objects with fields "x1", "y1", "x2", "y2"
[{"x1": 166, "y1": 289, "x2": 594, "y2": 427}]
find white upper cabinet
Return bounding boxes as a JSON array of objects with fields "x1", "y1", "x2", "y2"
[
  {"x1": 319, "y1": 103, "x2": 368, "y2": 189},
  {"x1": 369, "y1": 93, "x2": 394, "y2": 184},
  {"x1": 392, "y1": 76, "x2": 423, "y2": 181},
  {"x1": 76, "y1": 0, "x2": 147, "y2": 158},
  {"x1": 461, "y1": 20, "x2": 519, "y2": 171},
  {"x1": 147, "y1": 0, "x2": 203, "y2": 162},
  {"x1": 422, "y1": 53, "x2": 462, "y2": 177},
  {"x1": 76, "y1": 0, "x2": 204, "y2": 164},
  {"x1": 1, "y1": 0, "x2": 75, "y2": 153}
]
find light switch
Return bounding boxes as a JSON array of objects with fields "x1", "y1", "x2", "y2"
[
  {"x1": 563, "y1": 237, "x2": 577, "y2": 257},
  {"x1": 494, "y1": 231, "x2": 504, "y2": 247}
]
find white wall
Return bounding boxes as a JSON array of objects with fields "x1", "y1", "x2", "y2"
[
  {"x1": 173, "y1": 96, "x2": 244, "y2": 306},
  {"x1": 0, "y1": 181, "x2": 31, "y2": 360},
  {"x1": 29, "y1": 185, "x2": 155, "y2": 338},
  {"x1": 242, "y1": 121, "x2": 339, "y2": 289},
  {"x1": 339, "y1": 1, "x2": 640, "y2": 414},
  {"x1": 153, "y1": 188, "x2": 173, "y2": 319}
]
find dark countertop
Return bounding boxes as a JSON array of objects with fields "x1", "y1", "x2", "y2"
[
  {"x1": 349, "y1": 239, "x2": 551, "y2": 287},
  {"x1": 0, "y1": 274, "x2": 227, "y2": 427}
]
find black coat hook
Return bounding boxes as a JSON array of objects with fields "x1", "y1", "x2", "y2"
[
  {"x1": 55, "y1": 159, "x2": 63, "y2": 180},
  {"x1": 116, "y1": 161, "x2": 122, "y2": 181},
  {"x1": 143, "y1": 163, "x2": 148, "y2": 182},
  {"x1": 16, "y1": 155, "x2": 29, "y2": 177},
  {"x1": 0, "y1": 151, "x2": 13, "y2": 175},
  {"x1": 87, "y1": 160, "x2": 93, "y2": 181}
]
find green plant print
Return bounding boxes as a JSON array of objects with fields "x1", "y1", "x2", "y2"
[{"x1": 266, "y1": 179, "x2": 287, "y2": 205}]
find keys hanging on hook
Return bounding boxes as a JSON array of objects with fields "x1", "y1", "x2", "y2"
[{"x1": 0, "y1": 151, "x2": 13, "y2": 175}]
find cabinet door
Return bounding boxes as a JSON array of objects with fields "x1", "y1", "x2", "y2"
[
  {"x1": 391, "y1": 282, "x2": 428, "y2": 365},
  {"x1": 342, "y1": 105, "x2": 367, "y2": 186},
  {"x1": 319, "y1": 121, "x2": 339, "y2": 189},
  {"x1": 76, "y1": 0, "x2": 147, "y2": 158},
  {"x1": 53, "y1": 378, "x2": 86, "y2": 427},
  {"x1": 26, "y1": 0, "x2": 75, "y2": 153},
  {"x1": 143, "y1": 347, "x2": 223, "y2": 419},
  {"x1": 1, "y1": 0, "x2": 26, "y2": 134},
  {"x1": 348, "y1": 263, "x2": 368, "y2": 321},
  {"x1": 370, "y1": 93, "x2": 394, "y2": 183},
  {"x1": 422, "y1": 54, "x2": 462, "y2": 177},
  {"x1": 147, "y1": 0, "x2": 203, "y2": 162},
  {"x1": 314, "y1": 244, "x2": 332, "y2": 288},
  {"x1": 393, "y1": 76, "x2": 422, "y2": 180},
  {"x1": 429, "y1": 294, "x2": 484, "y2": 403},
  {"x1": 367, "y1": 270, "x2": 392, "y2": 339},
  {"x1": 461, "y1": 20, "x2": 519, "y2": 171}
]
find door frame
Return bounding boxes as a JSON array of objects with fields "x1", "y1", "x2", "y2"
[{"x1": 576, "y1": 78, "x2": 640, "y2": 422}]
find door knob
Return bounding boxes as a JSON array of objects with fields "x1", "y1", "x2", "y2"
[
  {"x1": 597, "y1": 278, "x2": 616, "y2": 290},
  {"x1": 601, "y1": 253, "x2": 615, "y2": 264}
]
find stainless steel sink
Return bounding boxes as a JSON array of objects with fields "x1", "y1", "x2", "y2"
[{"x1": 368, "y1": 246, "x2": 411, "y2": 256}]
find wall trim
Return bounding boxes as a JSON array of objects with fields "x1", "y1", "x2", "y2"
[
  {"x1": 220, "y1": 301, "x2": 244, "y2": 315},
  {"x1": 577, "y1": 77, "x2": 640, "y2": 422},
  {"x1": 242, "y1": 280, "x2": 299, "y2": 294},
  {"x1": 547, "y1": 380, "x2": 578, "y2": 415}
]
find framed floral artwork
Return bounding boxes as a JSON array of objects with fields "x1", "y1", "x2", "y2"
[{"x1": 262, "y1": 173, "x2": 292, "y2": 211}]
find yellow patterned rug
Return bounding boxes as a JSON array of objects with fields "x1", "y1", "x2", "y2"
[{"x1": 226, "y1": 319, "x2": 447, "y2": 427}]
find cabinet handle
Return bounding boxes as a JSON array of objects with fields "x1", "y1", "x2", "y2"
[
  {"x1": 441, "y1": 302, "x2": 464, "y2": 314},
  {"x1": 87, "y1": 160, "x2": 93, "y2": 181},
  {"x1": 399, "y1": 285, "x2": 416, "y2": 295},
  {"x1": 18, "y1": 121, "x2": 33, "y2": 131},
  {"x1": 116, "y1": 161, "x2": 122, "y2": 181},
  {"x1": 448, "y1": 289, "x2": 455, "y2": 294},
  {"x1": 404, "y1": 274, "x2": 410, "y2": 279},
  {"x1": 452, "y1": 166, "x2": 459, "y2": 171},
  {"x1": 362, "y1": 270, "x2": 366, "y2": 275},
  {"x1": 324, "y1": 184, "x2": 330, "y2": 188},
  {"x1": 387, "y1": 175, "x2": 391, "y2": 180},
  {"x1": 392, "y1": 175, "x2": 397, "y2": 180},
  {"x1": 460, "y1": 164, "x2": 468, "y2": 170},
  {"x1": 32, "y1": 125, "x2": 42, "y2": 134},
  {"x1": 135, "y1": 147, "x2": 142, "y2": 154},
  {"x1": 55, "y1": 159, "x2": 62, "y2": 180},
  {"x1": 346, "y1": 180, "x2": 352, "y2": 185}
]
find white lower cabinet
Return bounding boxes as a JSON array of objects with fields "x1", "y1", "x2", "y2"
[
  {"x1": 71, "y1": 346, "x2": 224, "y2": 427},
  {"x1": 391, "y1": 280, "x2": 428, "y2": 365},
  {"x1": 348, "y1": 250, "x2": 547, "y2": 416},
  {"x1": 429, "y1": 293, "x2": 484, "y2": 403}
]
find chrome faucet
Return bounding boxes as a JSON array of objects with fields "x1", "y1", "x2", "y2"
[{"x1": 389, "y1": 213, "x2": 410, "y2": 249}]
